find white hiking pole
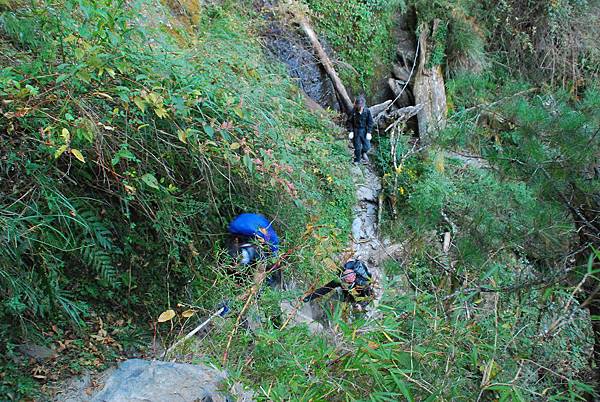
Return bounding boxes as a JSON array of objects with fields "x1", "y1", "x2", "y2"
[{"x1": 163, "y1": 303, "x2": 229, "y2": 359}]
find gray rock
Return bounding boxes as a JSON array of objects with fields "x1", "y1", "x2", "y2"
[
  {"x1": 279, "y1": 301, "x2": 324, "y2": 334},
  {"x1": 91, "y1": 359, "x2": 227, "y2": 402},
  {"x1": 388, "y1": 78, "x2": 412, "y2": 108},
  {"x1": 356, "y1": 185, "x2": 376, "y2": 202},
  {"x1": 392, "y1": 64, "x2": 411, "y2": 82},
  {"x1": 16, "y1": 343, "x2": 57, "y2": 362},
  {"x1": 352, "y1": 217, "x2": 363, "y2": 239}
]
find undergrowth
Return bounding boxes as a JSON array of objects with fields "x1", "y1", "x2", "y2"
[
  {"x1": 302, "y1": 0, "x2": 405, "y2": 96},
  {"x1": 0, "y1": 0, "x2": 353, "y2": 398}
]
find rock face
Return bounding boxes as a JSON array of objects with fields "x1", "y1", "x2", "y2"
[
  {"x1": 16, "y1": 343, "x2": 57, "y2": 362},
  {"x1": 280, "y1": 301, "x2": 325, "y2": 334},
  {"x1": 256, "y1": 1, "x2": 338, "y2": 110},
  {"x1": 88, "y1": 359, "x2": 227, "y2": 402}
]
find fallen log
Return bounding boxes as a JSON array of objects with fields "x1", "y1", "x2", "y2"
[
  {"x1": 369, "y1": 100, "x2": 392, "y2": 119},
  {"x1": 297, "y1": 17, "x2": 354, "y2": 113},
  {"x1": 376, "y1": 104, "x2": 423, "y2": 129}
]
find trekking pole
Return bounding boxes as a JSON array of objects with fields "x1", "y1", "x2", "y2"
[{"x1": 163, "y1": 303, "x2": 229, "y2": 359}]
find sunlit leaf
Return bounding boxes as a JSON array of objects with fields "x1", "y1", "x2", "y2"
[
  {"x1": 177, "y1": 129, "x2": 187, "y2": 144},
  {"x1": 133, "y1": 96, "x2": 146, "y2": 112},
  {"x1": 154, "y1": 107, "x2": 168, "y2": 119},
  {"x1": 229, "y1": 142, "x2": 240, "y2": 150},
  {"x1": 61, "y1": 128, "x2": 71, "y2": 143},
  {"x1": 141, "y1": 173, "x2": 160, "y2": 190},
  {"x1": 181, "y1": 309, "x2": 195, "y2": 318},
  {"x1": 54, "y1": 145, "x2": 68, "y2": 159},
  {"x1": 157, "y1": 309, "x2": 176, "y2": 323},
  {"x1": 71, "y1": 149, "x2": 85, "y2": 163}
]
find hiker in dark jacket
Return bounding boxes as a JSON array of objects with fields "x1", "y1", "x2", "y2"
[
  {"x1": 347, "y1": 95, "x2": 374, "y2": 165},
  {"x1": 303, "y1": 259, "x2": 373, "y2": 308}
]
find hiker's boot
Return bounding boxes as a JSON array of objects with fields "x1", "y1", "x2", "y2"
[{"x1": 362, "y1": 153, "x2": 369, "y2": 163}]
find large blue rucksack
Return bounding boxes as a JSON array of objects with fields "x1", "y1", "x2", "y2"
[{"x1": 228, "y1": 213, "x2": 279, "y2": 254}]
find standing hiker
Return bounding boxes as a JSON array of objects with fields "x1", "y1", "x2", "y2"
[
  {"x1": 303, "y1": 259, "x2": 373, "y2": 309},
  {"x1": 226, "y1": 213, "x2": 282, "y2": 287},
  {"x1": 347, "y1": 95, "x2": 374, "y2": 165}
]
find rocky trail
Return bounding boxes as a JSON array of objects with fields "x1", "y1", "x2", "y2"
[{"x1": 280, "y1": 153, "x2": 407, "y2": 330}]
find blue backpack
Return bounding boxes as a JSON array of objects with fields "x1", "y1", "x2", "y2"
[{"x1": 228, "y1": 213, "x2": 279, "y2": 254}]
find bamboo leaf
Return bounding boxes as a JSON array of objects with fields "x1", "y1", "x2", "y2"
[{"x1": 54, "y1": 145, "x2": 68, "y2": 159}]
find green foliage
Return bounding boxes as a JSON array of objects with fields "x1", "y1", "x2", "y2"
[
  {"x1": 426, "y1": 21, "x2": 448, "y2": 68},
  {"x1": 303, "y1": 0, "x2": 405, "y2": 93},
  {"x1": 373, "y1": 133, "x2": 422, "y2": 217},
  {"x1": 0, "y1": 0, "x2": 354, "y2": 397}
]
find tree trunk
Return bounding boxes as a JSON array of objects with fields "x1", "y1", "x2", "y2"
[
  {"x1": 413, "y1": 19, "x2": 448, "y2": 145},
  {"x1": 298, "y1": 18, "x2": 354, "y2": 113}
]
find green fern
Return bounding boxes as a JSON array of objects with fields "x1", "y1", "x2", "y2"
[
  {"x1": 76, "y1": 207, "x2": 115, "y2": 250},
  {"x1": 80, "y1": 245, "x2": 120, "y2": 288}
]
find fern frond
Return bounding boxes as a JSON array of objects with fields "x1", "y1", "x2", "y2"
[{"x1": 81, "y1": 244, "x2": 121, "y2": 288}]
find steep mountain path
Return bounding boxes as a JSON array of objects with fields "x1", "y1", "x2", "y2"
[
  {"x1": 281, "y1": 150, "x2": 409, "y2": 332},
  {"x1": 349, "y1": 161, "x2": 386, "y2": 317}
]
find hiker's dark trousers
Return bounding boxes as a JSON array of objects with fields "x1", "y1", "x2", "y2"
[{"x1": 353, "y1": 130, "x2": 371, "y2": 162}]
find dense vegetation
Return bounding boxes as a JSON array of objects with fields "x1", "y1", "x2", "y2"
[
  {"x1": 1, "y1": 0, "x2": 599, "y2": 400},
  {"x1": 0, "y1": 0, "x2": 354, "y2": 397},
  {"x1": 301, "y1": 0, "x2": 403, "y2": 94}
]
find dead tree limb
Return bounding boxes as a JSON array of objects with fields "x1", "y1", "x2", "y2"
[
  {"x1": 380, "y1": 104, "x2": 423, "y2": 131},
  {"x1": 297, "y1": 17, "x2": 354, "y2": 113}
]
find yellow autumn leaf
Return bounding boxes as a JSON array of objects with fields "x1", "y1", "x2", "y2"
[
  {"x1": 157, "y1": 309, "x2": 176, "y2": 323},
  {"x1": 154, "y1": 107, "x2": 168, "y2": 119},
  {"x1": 229, "y1": 142, "x2": 240, "y2": 150},
  {"x1": 54, "y1": 145, "x2": 68, "y2": 159},
  {"x1": 181, "y1": 309, "x2": 195, "y2": 318},
  {"x1": 133, "y1": 96, "x2": 146, "y2": 112},
  {"x1": 61, "y1": 128, "x2": 70, "y2": 143},
  {"x1": 71, "y1": 149, "x2": 85, "y2": 163},
  {"x1": 434, "y1": 152, "x2": 445, "y2": 173}
]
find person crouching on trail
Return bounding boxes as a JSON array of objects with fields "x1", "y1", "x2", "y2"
[
  {"x1": 347, "y1": 95, "x2": 374, "y2": 165},
  {"x1": 303, "y1": 259, "x2": 373, "y2": 309},
  {"x1": 226, "y1": 213, "x2": 282, "y2": 288}
]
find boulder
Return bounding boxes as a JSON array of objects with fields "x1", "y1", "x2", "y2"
[
  {"x1": 16, "y1": 343, "x2": 57, "y2": 362},
  {"x1": 387, "y1": 78, "x2": 412, "y2": 108},
  {"x1": 279, "y1": 301, "x2": 324, "y2": 334},
  {"x1": 391, "y1": 64, "x2": 411, "y2": 82},
  {"x1": 91, "y1": 359, "x2": 228, "y2": 402}
]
